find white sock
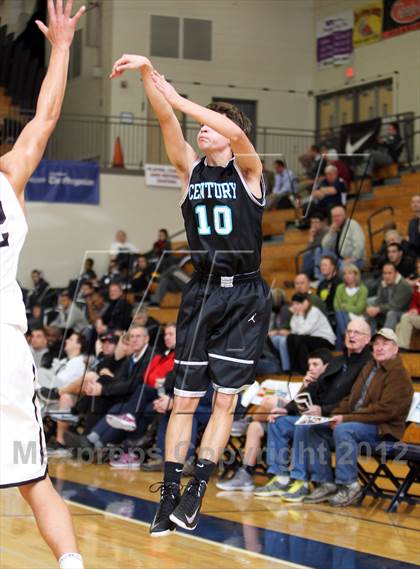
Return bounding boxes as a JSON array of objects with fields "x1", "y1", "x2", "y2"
[
  {"x1": 58, "y1": 553, "x2": 84, "y2": 569},
  {"x1": 276, "y1": 475, "x2": 290, "y2": 484}
]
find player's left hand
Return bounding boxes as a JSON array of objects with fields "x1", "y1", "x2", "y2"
[
  {"x1": 35, "y1": 0, "x2": 85, "y2": 49},
  {"x1": 151, "y1": 70, "x2": 181, "y2": 107}
]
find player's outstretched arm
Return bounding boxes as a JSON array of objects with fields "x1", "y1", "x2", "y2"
[
  {"x1": 110, "y1": 55, "x2": 197, "y2": 187},
  {"x1": 0, "y1": 0, "x2": 85, "y2": 199},
  {"x1": 151, "y1": 70, "x2": 262, "y2": 195}
]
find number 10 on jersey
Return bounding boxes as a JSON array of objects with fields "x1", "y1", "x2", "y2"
[{"x1": 195, "y1": 204, "x2": 233, "y2": 236}]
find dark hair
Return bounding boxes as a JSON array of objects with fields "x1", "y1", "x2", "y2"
[
  {"x1": 70, "y1": 331, "x2": 87, "y2": 354},
  {"x1": 275, "y1": 160, "x2": 285, "y2": 168},
  {"x1": 387, "y1": 242, "x2": 402, "y2": 252},
  {"x1": 85, "y1": 258, "x2": 94, "y2": 266},
  {"x1": 206, "y1": 101, "x2": 252, "y2": 137},
  {"x1": 310, "y1": 209, "x2": 326, "y2": 221},
  {"x1": 159, "y1": 228, "x2": 169, "y2": 239},
  {"x1": 31, "y1": 327, "x2": 47, "y2": 337},
  {"x1": 311, "y1": 144, "x2": 320, "y2": 153},
  {"x1": 383, "y1": 262, "x2": 397, "y2": 271},
  {"x1": 308, "y1": 348, "x2": 332, "y2": 365},
  {"x1": 321, "y1": 254, "x2": 337, "y2": 267},
  {"x1": 291, "y1": 293, "x2": 309, "y2": 303},
  {"x1": 60, "y1": 290, "x2": 72, "y2": 299}
]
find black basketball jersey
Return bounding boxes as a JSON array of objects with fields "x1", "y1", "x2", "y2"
[{"x1": 180, "y1": 157, "x2": 265, "y2": 276}]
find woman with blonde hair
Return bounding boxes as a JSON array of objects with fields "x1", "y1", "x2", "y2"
[{"x1": 334, "y1": 264, "x2": 368, "y2": 349}]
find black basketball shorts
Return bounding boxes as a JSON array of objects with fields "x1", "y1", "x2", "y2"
[{"x1": 173, "y1": 272, "x2": 272, "y2": 397}]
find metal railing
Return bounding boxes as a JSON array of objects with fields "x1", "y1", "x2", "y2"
[
  {"x1": 367, "y1": 206, "x2": 395, "y2": 256},
  {"x1": 0, "y1": 107, "x2": 314, "y2": 173}
]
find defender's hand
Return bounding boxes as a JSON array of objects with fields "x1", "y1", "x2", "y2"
[
  {"x1": 36, "y1": 0, "x2": 85, "y2": 49},
  {"x1": 110, "y1": 54, "x2": 152, "y2": 78}
]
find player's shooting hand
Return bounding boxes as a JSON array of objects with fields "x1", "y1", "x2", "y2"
[
  {"x1": 35, "y1": 0, "x2": 85, "y2": 49},
  {"x1": 151, "y1": 70, "x2": 181, "y2": 107},
  {"x1": 110, "y1": 54, "x2": 152, "y2": 78}
]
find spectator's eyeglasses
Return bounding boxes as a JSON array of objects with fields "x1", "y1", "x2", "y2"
[{"x1": 346, "y1": 330, "x2": 369, "y2": 337}]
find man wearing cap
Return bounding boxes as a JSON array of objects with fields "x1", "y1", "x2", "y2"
[{"x1": 296, "y1": 328, "x2": 413, "y2": 507}]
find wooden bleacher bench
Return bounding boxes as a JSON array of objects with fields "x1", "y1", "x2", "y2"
[{"x1": 373, "y1": 163, "x2": 399, "y2": 181}]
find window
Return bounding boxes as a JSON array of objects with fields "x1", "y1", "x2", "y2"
[
  {"x1": 183, "y1": 18, "x2": 212, "y2": 61},
  {"x1": 150, "y1": 15, "x2": 180, "y2": 58},
  {"x1": 69, "y1": 29, "x2": 82, "y2": 79}
]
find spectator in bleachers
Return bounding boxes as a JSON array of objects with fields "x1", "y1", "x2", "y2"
[
  {"x1": 131, "y1": 254, "x2": 152, "y2": 298},
  {"x1": 50, "y1": 290, "x2": 88, "y2": 333},
  {"x1": 271, "y1": 293, "x2": 335, "y2": 374},
  {"x1": 42, "y1": 326, "x2": 64, "y2": 367},
  {"x1": 38, "y1": 332, "x2": 86, "y2": 393},
  {"x1": 297, "y1": 144, "x2": 325, "y2": 195},
  {"x1": 325, "y1": 149, "x2": 351, "y2": 190},
  {"x1": 265, "y1": 160, "x2": 296, "y2": 210},
  {"x1": 364, "y1": 122, "x2": 404, "y2": 177},
  {"x1": 27, "y1": 304, "x2": 44, "y2": 331},
  {"x1": 321, "y1": 205, "x2": 365, "y2": 270},
  {"x1": 131, "y1": 308, "x2": 161, "y2": 348},
  {"x1": 100, "y1": 259, "x2": 121, "y2": 287},
  {"x1": 261, "y1": 159, "x2": 274, "y2": 194},
  {"x1": 110, "y1": 229, "x2": 139, "y2": 256},
  {"x1": 334, "y1": 265, "x2": 368, "y2": 350},
  {"x1": 406, "y1": 257, "x2": 420, "y2": 286},
  {"x1": 219, "y1": 349, "x2": 332, "y2": 492},
  {"x1": 372, "y1": 228, "x2": 411, "y2": 271},
  {"x1": 269, "y1": 276, "x2": 327, "y2": 364},
  {"x1": 301, "y1": 210, "x2": 328, "y2": 280},
  {"x1": 366, "y1": 263, "x2": 413, "y2": 330},
  {"x1": 385, "y1": 242, "x2": 416, "y2": 279},
  {"x1": 300, "y1": 328, "x2": 412, "y2": 507},
  {"x1": 316, "y1": 255, "x2": 341, "y2": 317},
  {"x1": 85, "y1": 290, "x2": 109, "y2": 327},
  {"x1": 30, "y1": 328, "x2": 49, "y2": 369},
  {"x1": 100, "y1": 282, "x2": 132, "y2": 332},
  {"x1": 81, "y1": 258, "x2": 96, "y2": 281},
  {"x1": 254, "y1": 318, "x2": 372, "y2": 499},
  {"x1": 27, "y1": 269, "x2": 50, "y2": 309},
  {"x1": 310, "y1": 166, "x2": 346, "y2": 214},
  {"x1": 152, "y1": 228, "x2": 171, "y2": 257},
  {"x1": 396, "y1": 277, "x2": 420, "y2": 350},
  {"x1": 408, "y1": 195, "x2": 420, "y2": 257}
]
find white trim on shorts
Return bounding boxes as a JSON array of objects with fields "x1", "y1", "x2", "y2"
[
  {"x1": 174, "y1": 388, "x2": 207, "y2": 398},
  {"x1": 212, "y1": 382, "x2": 251, "y2": 395},
  {"x1": 174, "y1": 359, "x2": 209, "y2": 366},
  {"x1": 208, "y1": 353, "x2": 254, "y2": 365}
]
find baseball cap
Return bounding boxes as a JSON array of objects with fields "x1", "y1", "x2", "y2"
[
  {"x1": 100, "y1": 333, "x2": 119, "y2": 344},
  {"x1": 373, "y1": 328, "x2": 398, "y2": 344}
]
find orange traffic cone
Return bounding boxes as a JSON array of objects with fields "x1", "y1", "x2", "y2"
[{"x1": 112, "y1": 136, "x2": 125, "y2": 168}]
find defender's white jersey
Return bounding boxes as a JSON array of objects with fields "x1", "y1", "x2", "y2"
[{"x1": 0, "y1": 173, "x2": 28, "y2": 332}]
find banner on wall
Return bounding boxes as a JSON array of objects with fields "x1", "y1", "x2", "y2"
[
  {"x1": 144, "y1": 164, "x2": 181, "y2": 188},
  {"x1": 383, "y1": 0, "x2": 420, "y2": 38},
  {"x1": 316, "y1": 11, "x2": 354, "y2": 70},
  {"x1": 339, "y1": 118, "x2": 382, "y2": 156},
  {"x1": 353, "y1": 2, "x2": 383, "y2": 46},
  {"x1": 26, "y1": 160, "x2": 100, "y2": 204}
]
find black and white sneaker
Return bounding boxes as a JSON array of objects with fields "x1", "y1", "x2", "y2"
[
  {"x1": 149, "y1": 482, "x2": 180, "y2": 537},
  {"x1": 38, "y1": 387, "x2": 60, "y2": 404},
  {"x1": 169, "y1": 478, "x2": 207, "y2": 531}
]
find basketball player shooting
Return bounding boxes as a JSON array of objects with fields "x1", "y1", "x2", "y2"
[
  {"x1": 0, "y1": 2, "x2": 85, "y2": 568},
  {"x1": 111, "y1": 54, "x2": 272, "y2": 536}
]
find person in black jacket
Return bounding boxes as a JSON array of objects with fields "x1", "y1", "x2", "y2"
[
  {"x1": 68, "y1": 325, "x2": 152, "y2": 433},
  {"x1": 101, "y1": 282, "x2": 132, "y2": 332},
  {"x1": 407, "y1": 195, "x2": 420, "y2": 257},
  {"x1": 254, "y1": 318, "x2": 372, "y2": 499}
]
